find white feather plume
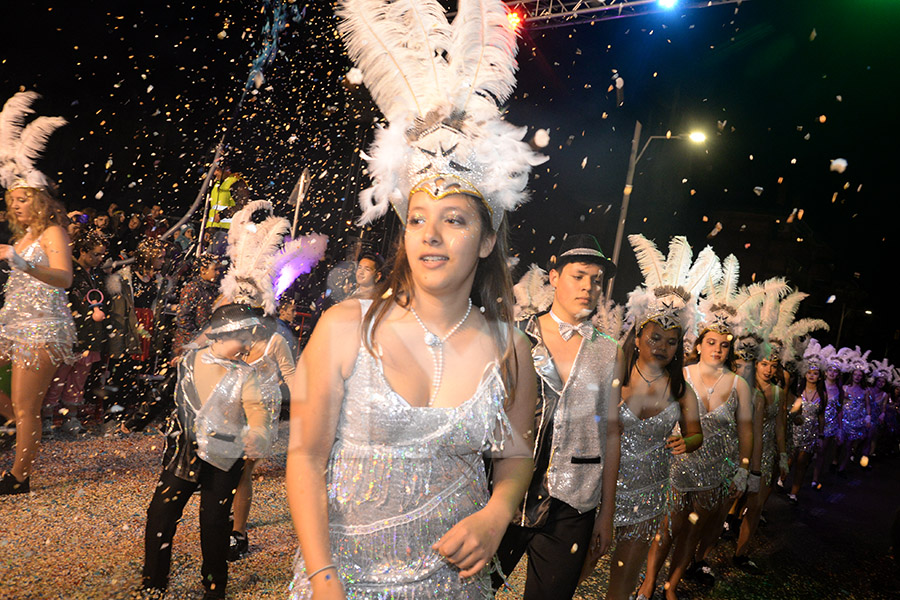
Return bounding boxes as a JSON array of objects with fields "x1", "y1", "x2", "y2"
[
  {"x1": 684, "y1": 245, "x2": 717, "y2": 296},
  {"x1": 337, "y1": 0, "x2": 451, "y2": 121},
  {"x1": 627, "y1": 234, "x2": 665, "y2": 288},
  {"x1": 450, "y1": 0, "x2": 519, "y2": 117},
  {"x1": 0, "y1": 91, "x2": 38, "y2": 162},
  {"x1": 665, "y1": 236, "x2": 693, "y2": 289},
  {"x1": 513, "y1": 263, "x2": 553, "y2": 320},
  {"x1": 15, "y1": 116, "x2": 66, "y2": 175},
  {"x1": 719, "y1": 255, "x2": 740, "y2": 302}
]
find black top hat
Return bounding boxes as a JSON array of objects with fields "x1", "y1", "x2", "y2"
[{"x1": 549, "y1": 233, "x2": 617, "y2": 278}]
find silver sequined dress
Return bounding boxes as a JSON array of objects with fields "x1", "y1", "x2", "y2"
[
  {"x1": 759, "y1": 386, "x2": 781, "y2": 483},
  {"x1": 614, "y1": 401, "x2": 680, "y2": 541},
  {"x1": 0, "y1": 239, "x2": 76, "y2": 368},
  {"x1": 841, "y1": 387, "x2": 868, "y2": 441},
  {"x1": 289, "y1": 319, "x2": 513, "y2": 599},
  {"x1": 792, "y1": 393, "x2": 821, "y2": 454},
  {"x1": 823, "y1": 384, "x2": 842, "y2": 438},
  {"x1": 671, "y1": 374, "x2": 739, "y2": 510}
]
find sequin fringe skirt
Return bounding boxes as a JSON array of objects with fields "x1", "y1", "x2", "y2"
[{"x1": 0, "y1": 335, "x2": 76, "y2": 370}]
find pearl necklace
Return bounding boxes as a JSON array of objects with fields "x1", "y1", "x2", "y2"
[{"x1": 408, "y1": 298, "x2": 473, "y2": 406}]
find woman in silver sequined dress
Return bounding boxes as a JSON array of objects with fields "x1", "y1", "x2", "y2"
[
  {"x1": 788, "y1": 364, "x2": 826, "y2": 501},
  {"x1": 286, "y1": 190, "x2": 537, "y2": 600},
  {"x1": 812, "y1": 363, "x2": 844, "y2": 487},
  {"x1": 0, "y1": 186, "x2": 76, "y2": 495},
  {"x1": 639, "y1": 329, "x2": 754, "y2": 599},
  {"x1": 838, "y1": 367, "x2": 870, "y2": 474},
  {"x1": 733, "y1": 356, "x2": 788, "y2": 568},
  {"x1": 608, "y1": 321, "x2": 702, "y2": 600}
]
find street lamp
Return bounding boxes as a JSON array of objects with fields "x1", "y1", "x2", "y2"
[{"x1": 605, "y1": 120, "x2": 707, "y2": 298}]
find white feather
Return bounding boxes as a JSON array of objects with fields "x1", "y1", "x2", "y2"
[
  {"x1": 450, "y1": 0, "x2": 519, "y2": 117},
  {"x1": 0, "y1": 91, "x2": 38, "y2": 163},
  {"x1": 627, "y1": 234, "x2": 665, "y2": 289},
  {"x1": 719, "y1": 255, "x2": 740, "y2": 303},
  {"x1": 665, "y1": 236, "x2": 693, "y2": 288},
  {"x1": 15, "y1": 116, "x2": 66, "y2": 174},
  {"x1": 684, "y1": 245, "x2": 717, "y2": 296}
]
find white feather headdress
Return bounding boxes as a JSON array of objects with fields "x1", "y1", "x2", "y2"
[
  {"x1": 338, "y1": 0, "x2": 547, "y2": 230},
  {"x1": 624, "y1": 234, "x2": 717, "y2": 337},
  {"x1": 512, "y1": 263, "x2": 554, "y2": 321},
  {"x1": 742, "y1": 280, "x2": 829, "y2": 364},
  {"x1": 221, "y1": 200, "x2": 327, "y2": 315},
  {"x1": 0, "y1": 91, "x2": 66, "y2": 190},
  {"x1": 697, "y1": 254, "x2": 747, "y2": 336},
  {"x1": 870, "y1": 357, "x2": 894, "y2": 383},
  {"x1": 835, "y1": 345, "x2": 871, "y2": 374}
]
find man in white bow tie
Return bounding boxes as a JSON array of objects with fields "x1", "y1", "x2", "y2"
[{"x1": 493, "y1": 234, "x2": 624, "y2": 599}]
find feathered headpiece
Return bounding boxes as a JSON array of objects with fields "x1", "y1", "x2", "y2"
[
  {"x1": 337, "y1": 0, "x2": 547, "y2": 230},
  {"x1": 512, "y1": 263, "x2": 554, "y2": 321},
  {"x1": 801, "y1": 338, "x2": 828, "y2": 373},
  {"x1": 697, "y1": 254, "x2": 745, "y2": 336},
  {"x1": 0, "y1": 91, "x2": 66, "y2": 191},
  {"x1": 592, "y1": 297, "x2": 625, "y2": 341},
  {"x1": 742, "y1": 280, "x2": 829, "y2": 364},
  {"x1": 624, "y1": 234, "x2": 717, "y2": 337},
  {"x1": 870, "y1": 357, "x2": 894, "y2": 383},
  {"x1": 221, "y1": 200, "x2": 327, "y2": 314},
  {"x1": 836, "y1": 345, "x2": 871, "y2": 374}
]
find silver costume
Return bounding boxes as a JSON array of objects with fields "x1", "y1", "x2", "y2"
[
  {"x1": 671, "y1": 374, "x2": 739, "y2": 510},
  {"x1": 0, "y1": 239, "x2": 75, "y2": 369},
  {"x1": 823, "y1": 385, "x2": 842, "y2": 438},
  {"x1": 759, "y1": 386, "x2": 781, "y2": 483},
  {"x1": 290, "y1": 304, "x2": 515, "y2": 599},
  {"x1": 792, "y1": 392, "x2": 821, "y2": 454},
  {"x1": 515, "y1": 315, "x2": 618, "y2": 527},
  {"x1": 614, "y1": 401, "x2": 680, "y2": 541},
  {"x1": 841, "y1": 387, "x2": 868, "y2": 442}
]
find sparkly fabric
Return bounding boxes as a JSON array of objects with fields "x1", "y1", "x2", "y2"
[
  {"x1": 162, "y1": 349, "x2": 268, "y2": 480},
  {"x1": 759, "y1": 387, "x2": 781, "y2": 483},
  {"x1": 614, "y1": 401, "x2": 680, "y2": 542},
  {"x1": 515, "y1": 315, "x2": 618, "y2": 528},
  {"x1": 841, "y1": 388, "x2": 868, "y2": 441},
  {"x1": 792, "y1": 394, "x2": 821, "y2": 453},
  {"x1": 248, "y1": 334, "x2": 294, "y2": 452},
  {"x1": 671, "y1": 374, "x2": 739, "y2": 510},
  {"x1": 289, "y1": 335, "x2": 513, "y2": 598},
  {"x1": 0, "y1": 239, "x2": 76, "y2": 369},
  {"x1": 823, "y1": 385, "x2": 842, "y2": 438}
]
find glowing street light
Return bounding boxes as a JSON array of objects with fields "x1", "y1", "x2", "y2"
[
  {"x1": 688, "y1": 131, "x2": 707, "y2": 143},
  {"x1": 605, "y1": 122, "x2": 709, "y2": 298},
  {"x1": 658, "y1": 0, "x2": 678, "y2": 8}
]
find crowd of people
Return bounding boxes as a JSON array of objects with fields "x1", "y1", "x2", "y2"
[{"x1": 1, "y1": 1, "x2": 899, "y2": 600}]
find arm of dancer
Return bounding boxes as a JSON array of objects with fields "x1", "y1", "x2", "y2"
[
  {"x1": 286, "y1": 302, "x2": 360, "y2": 599},
  {"x1": 270, "y1": 333, "x2": 297, "y2": 380},
  {"x1": 432, "y1": 329, "x2": 537, "y2": 578},
  {"x1": 241, "y1": 371, "x2": 271, "y2": 458},
  {"x1": 0, "y1": 225, "x2": 73, "y2": 288},
  {"x1": 733, "y1": 375, "x2": 756, "y2": 494},
  {"x1": 671, "y1": 383, "x2": 703, "y2": 454}
]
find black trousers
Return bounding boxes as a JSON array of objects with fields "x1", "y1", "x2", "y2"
[
  {"x1": 142, "y1": 458, "x2": 244, "y2": 598},
  {"x1": 492, "y1": 498, "x2": 596, "y2": 600}
]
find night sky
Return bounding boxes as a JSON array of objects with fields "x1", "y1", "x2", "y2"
[{"x1": 4, "y1": 0, "x2": 899, "y2": 359}]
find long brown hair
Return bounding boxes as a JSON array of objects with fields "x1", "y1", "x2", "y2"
[
  {"x1": 361, "y1": 195, "x2": 519, "y2": 403},
  {"x1": 687, "y1": 328, "x2": 737, "y2": 368},
  {"x1": 621, "y1": 323, "x2": 687, "y2": 400},
  {"x1": 4, "y1": 186, "x2": 69, "y2": 240}
]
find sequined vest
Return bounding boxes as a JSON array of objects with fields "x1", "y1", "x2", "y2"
[{"x1": 518, "y1": 315, "x2": 618, "y2": 524}]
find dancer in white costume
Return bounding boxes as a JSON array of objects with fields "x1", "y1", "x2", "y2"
[{"x1": 287, "y1": 1, "x2": 545, "y2": 597}]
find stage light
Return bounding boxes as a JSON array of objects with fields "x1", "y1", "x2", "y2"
[
  {"x1": 659, "y1": 0, "x2": 678, "y2": 8},
  {"x1": 688, "y1": 131, "x2": 706, "y2": 143},
  {"x1": 507, "y1": 10, "x2": 523, "y2": 32}
]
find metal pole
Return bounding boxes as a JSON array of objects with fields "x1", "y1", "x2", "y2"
[
  {"x1": 291, "y1": 168, "x2": 310, "y2": 239},
  {"x1": 605, "y1": 120, "x2": 642, "y2": 300},
  {"x1": 835, "y1": 303, "x2": 847, "y2": 347}
]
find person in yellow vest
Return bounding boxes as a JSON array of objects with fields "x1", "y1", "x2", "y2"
[{"x1": 206, "y1": 163, "x2": 249, "y2": 255}]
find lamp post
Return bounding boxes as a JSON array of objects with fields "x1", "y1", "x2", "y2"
[
  {"x1": 605, "y1": 121, "x2": 707, "y2": 299},
  {"x1": 835, "y1": 304, "x2": 874, "y2": 347}
]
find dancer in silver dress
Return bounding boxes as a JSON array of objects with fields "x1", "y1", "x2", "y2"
[
  {"x1": 787, "y1": 340, "x2": 827, "y2": 502},
  {"x1": 639, "y1": 252, "x2": 755, "y2": 599},
  {"x1": 812, "y1": 345, "x2": 844, "y2": 487},
  {"x1": 607, "y1": 289, "x2": 702, "y2": 600},
  {"x1": 733, "y1": 283, "x2": 827, "y2": 572},
  {"x1": 0, "y1": 91, "x2": 75, "y2": 495},
  {"x1": 287, "y1": 1, "x2": 544, "y2": 597},
  {"x1": 837, "y1": 347, "x2": 871, "y2": 474}
]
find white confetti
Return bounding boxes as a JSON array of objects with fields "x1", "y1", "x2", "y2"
[{"x1": 830, "y1": 158, "x2": 848, "y2": 173}]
